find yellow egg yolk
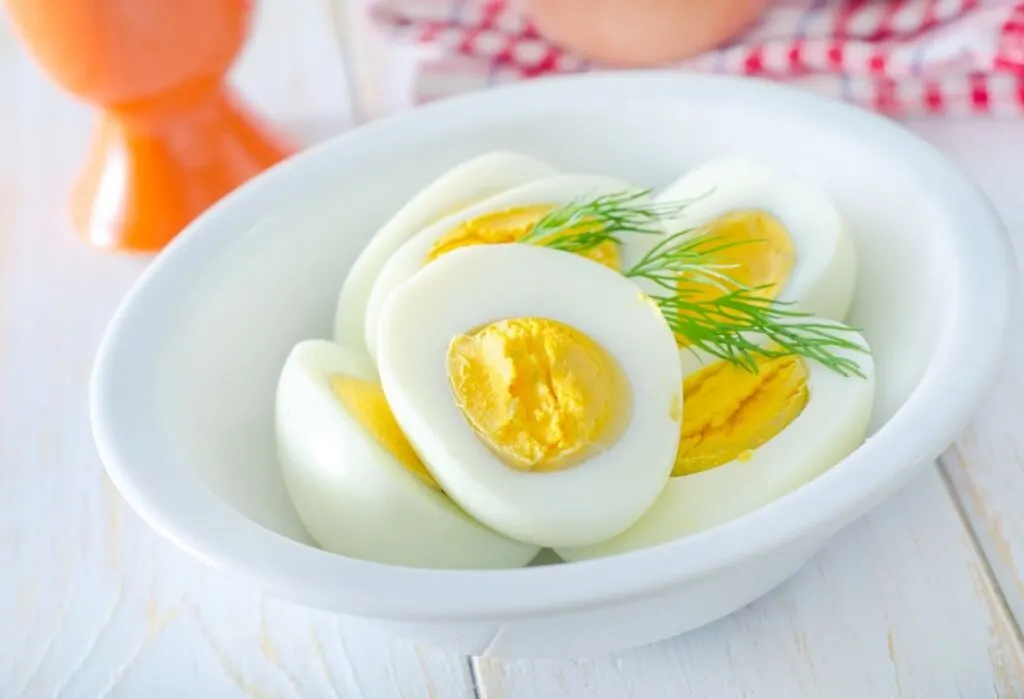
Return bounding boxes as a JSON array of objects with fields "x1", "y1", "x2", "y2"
[
  {"x1": 425, "y1": 205, "x2": 621, "y2": 270},
  {"x1": 675, "y1": 210, "x2": 795, "y2": 346},
  {"x1": 330, "y1": 374, "x2": 439, "y2": 489},
  {"x1": 446, "y1": 318, "x2": 630, "y2": 472},
  {"x1": 688, "y1": 210, "x2": 795, "y2": 300},
  {"x1": 673, "y1": 354, "x2": 809, "y2": 476}
]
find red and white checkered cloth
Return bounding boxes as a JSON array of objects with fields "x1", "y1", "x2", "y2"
[{"x1": 370, "y1": 0, "x2": 1024, "y2": 116}]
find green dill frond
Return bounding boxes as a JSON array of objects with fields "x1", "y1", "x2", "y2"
[
  {"x1": 658, "y1": 287, "x2": 867, "y2": 377},
  {"x1": 624, "y1": 227, "x2": 755, "y2": 294},
  {"x1": 519, "y1": 189, "x2": 688, "y2": 251},
  {"x1": 522, "y1": 188, "x2": 868, "y2": 377}
]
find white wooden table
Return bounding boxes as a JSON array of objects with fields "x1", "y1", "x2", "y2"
[{"x1": 3, "y1": 2, "x2": 1024, "y2": 697}]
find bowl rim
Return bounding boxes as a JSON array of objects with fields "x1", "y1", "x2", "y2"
[{"x1": 91, "y1": 70, "x2": 1016, "y2": 621}]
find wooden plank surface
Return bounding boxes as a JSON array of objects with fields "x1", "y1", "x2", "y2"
[
  {"x1": 0, "y1": 4, "x2": 476, "y2": 698},
  {"x1": 474, "y1": 469, "x2": 1024, "y2": 698},
  {"x1": 927, "y1": 120, "x2": 1024, "y2": 651},
  {"x1": 1, "y1": 1, "x2": 1023, "y2": 697}
]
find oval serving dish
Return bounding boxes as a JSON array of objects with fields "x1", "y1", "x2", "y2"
[{"x1": 91, "y1": 72, "x2": 1014, "y2": 658}]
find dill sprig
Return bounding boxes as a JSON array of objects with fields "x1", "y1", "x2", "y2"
[
  {"x1": 524, "y1": 193, "x2": 868, "y2": 378},
  {"x1": 661, "y1": 287, "x2": 866, "y2": 377},
  {"x1": 520, "y1": 189, "x2": 687, "y2": 251},
  {"x1": 625, "y1": 227, "x2": 756, "y2": 296}
]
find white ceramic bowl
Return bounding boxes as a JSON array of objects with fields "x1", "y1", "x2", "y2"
[{"x1": 91, "y1": 72, "x2": 1014, "y2": 658}]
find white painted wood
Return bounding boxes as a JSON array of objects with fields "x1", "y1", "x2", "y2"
[
  {"x1": 474, "y1": 469, "x2": 1024, "y2": 698},
  {"x1": 3, "y1": 1, "x2": 1024, "y2": 697},
  {"x1": 336, "y1": 0, "x2": 426, "y2": 121},
  {"x1": 0, "y1": 3, "x2": 475, "y2": 697},
  {"x1": 926, "y1": 121, "x2": 1024, "y2": 636}
]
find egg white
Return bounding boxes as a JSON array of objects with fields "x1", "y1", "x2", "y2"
[
  {"x1": 556, "y1": 325, "x2": 875, "y2": 561},
  {"x1": 656, "y1": 157, "x2": 856, "y2": 322},
  {"x1": 333, "y1": 151, "x2": 555, "y2": 355},
  {"x1": 275, "y1": 339, "x2": 541, "y2": 568},
  {"x1": 363, "y1": 174, "x2": 662, "y2": 362},
  {"x1": 375, "y1": 244, "x2": 684, "y2": 549}
]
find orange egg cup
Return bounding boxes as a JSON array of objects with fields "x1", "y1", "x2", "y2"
[{"x1": 3, "y1": 0, "x2": 295, "y2": 252}]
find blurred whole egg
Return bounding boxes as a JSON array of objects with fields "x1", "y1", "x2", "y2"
[{"x1": 523, "y1": 0, "x2": 770, "y2": 67}]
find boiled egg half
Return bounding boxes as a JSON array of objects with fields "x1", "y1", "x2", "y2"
[
  {"x1": 656, "y1": 157, "x2": 856, "y2": 323},
  {"x1": 376, "y1": 243, "x2": 683, "y2": 548},
  {"x1": 333, "y1": 151, "x2": 555, "y2": 354},
  {"x1": 363, "y1": 174, "x2": 662, "y2": 362},
  {"x1": 275, "y1": 339, "x2": 540, "y2": 568},
  {"x1": 556, "y1": 324, "x2": 875, "y2": 561}
]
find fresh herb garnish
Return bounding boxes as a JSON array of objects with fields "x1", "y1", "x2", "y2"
[{"x1": 524, "y1": 191, "x2": 867, "y2": 377}]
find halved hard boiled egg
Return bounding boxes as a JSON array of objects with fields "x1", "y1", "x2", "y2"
[
  {"x1": 556, "y1": 325, "x2": 875, "y2": 561},
  {"x1": 363, "y1": 174, "x2": 661, "y2": 362},
  {"x1": 656, "y1": 157, "x2": 856, "y2": 322},
  {"x1": 275, "y1": 339, "x2": 541, "y2": 568},
  {"x1": 375, "y1": 244, "x2": 683, "y2": 548},
  {"x1": 333, "y1": 151, "x2": 556, "y2": 353}
]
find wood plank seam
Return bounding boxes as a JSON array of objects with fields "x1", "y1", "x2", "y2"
[
  {"x1": 466, "y1": 656, "x2": 484, "y2": 699},
  {"x1": 938, "y1": 458, "x2": 1024, "y2": 649},
  {"x1": 325, "y1": 0, "x2": 377, "y2": 124}
]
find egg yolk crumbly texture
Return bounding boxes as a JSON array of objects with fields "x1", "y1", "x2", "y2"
[
  {"x1": 673, "y1": 354, "x2": 810, "y2": 476},
  {"x1": 425, "y1": 205, "x2": 621, "y2": 270},
  {"x1": 330, "y1": 375, "x2": 440, "y2": 489},
  {"x1": 447, "y1": 318, "x2": 630, "y2": 472}
]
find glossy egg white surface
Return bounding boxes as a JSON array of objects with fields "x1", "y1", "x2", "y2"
[
  {"x1": 557, "y1": 326, "x2": 876, "y2": 562},
  {"x1": 656, "y1": 157, "x2": 857, "y2": 321},
  {"x1": 276, "y1": 339, "x2": 540, "y2": 568},
  {"x1": 376, "y1": 244, "x2": 684, "y2": 548},
  {"x1": 333, "y1": 151, "x2": 555, "y2": 354},
  {"x1": 363, "y1": 173, "x2": 662, "y2": 361}
]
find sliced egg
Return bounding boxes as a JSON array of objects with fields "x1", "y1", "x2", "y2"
[
  {"x1": 275, "y1": 339, "x2": 540, "y2": 568},
  {"x1": 333, "y1": 151, "x2": 556, "y2": 353},
  {"x1": 556, "y1": 325, "x2": 875, "y2": 561},
  {"x1": 375, "y1": 244, "x2": 683, "y2": 548},
  {"x1": 363, "y1": 174, "x2": 661, "y2": 362},
  {"x1": 655, "y1": 157, "x2": 856, "y2": 322}
]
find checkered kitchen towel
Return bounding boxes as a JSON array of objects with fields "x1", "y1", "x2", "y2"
[{"x1": 371, "y1": 0, "x2": 1024, "y2": 116}]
